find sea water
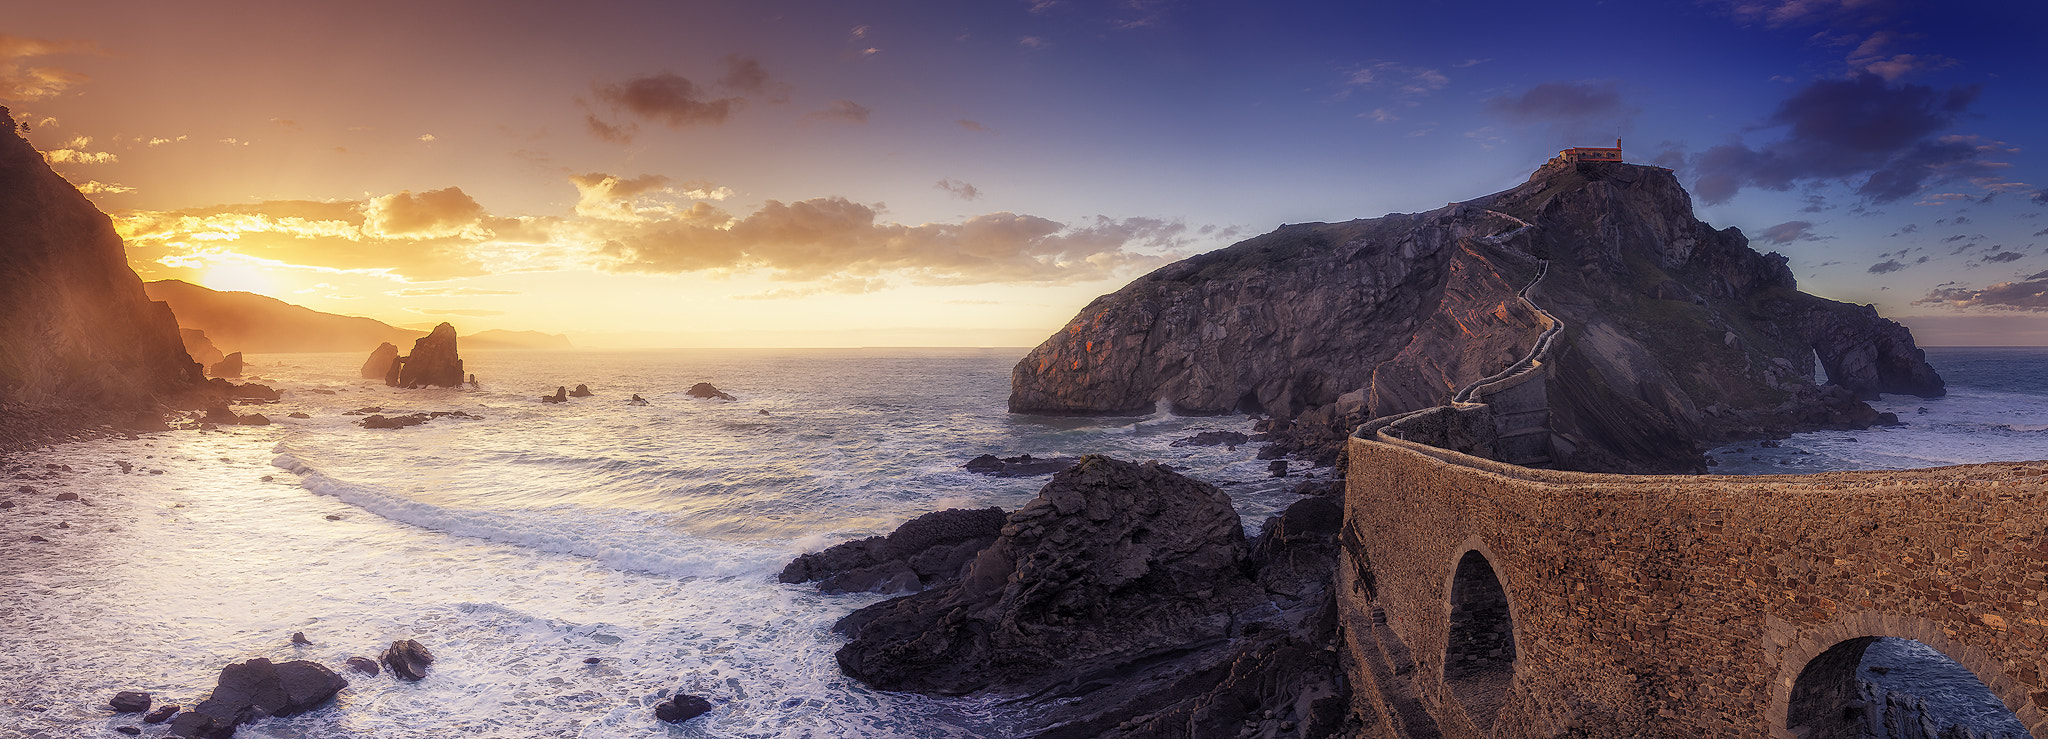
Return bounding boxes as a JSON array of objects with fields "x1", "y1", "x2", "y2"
[
  {"x1": 0, "y1": 349, "x2": 1316, "y2": 738},
  {"x1": 1709, "y1": 347, "x2": 2047, "y2": 738}
]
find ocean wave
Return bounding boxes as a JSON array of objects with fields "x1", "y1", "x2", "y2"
[{"x1": 270, "y1": 449, "x2": 783, "y2": 580}]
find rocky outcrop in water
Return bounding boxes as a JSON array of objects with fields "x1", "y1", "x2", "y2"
[
  {"x1": 211, "y1": 352, "x2": 244, "y2": 378},
  {"x1": 834, "y1": 456, "x2": 1263, "y2": 695},
  {"x1": 389, "y1": 323, "x2": 464, "y2": 388},
  {"x1": 381, "y1": 639, "x2": 434, "y2": 681},
  {"x1": 1011, "y1": 160, "x2": 1943, "y2": 473},
  {"x1": 166, "y1": 658, "x2": 347, "y2": 738},
  {"x1": 780, "y1": 507, "x2": 1007, "y2": 594},
  {"x1": 686, "y1": 382, "x2": 735, "y2": 400},
  {"x1": 962, "y1": 453, "x2": 1080, "y2": 477},
  {"x1": 0, "y1": 106, "x2": 206, "y2": 443},
  {"x1": 361, "y1": 342, "x2": 399, "y2": 379},
  {"x1": 181, "y1": 329, "x2": 225, "y2": 369},
  {"x1": 814, "y1": 456, "x2": 1354, "y2": 736}
]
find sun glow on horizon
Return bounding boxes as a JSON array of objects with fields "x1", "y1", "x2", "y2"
[{"x1": 202, "y1": 262, "x2": 278, "y2": 296}]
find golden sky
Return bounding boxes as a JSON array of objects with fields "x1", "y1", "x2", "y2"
[{"x1": 11, "y1": 1, "x2": 2048, "y2": 346}]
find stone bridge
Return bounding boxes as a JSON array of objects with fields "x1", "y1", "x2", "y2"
[{"x1": 1338, "y1": 426, "x2": 2048, "y2": 738}]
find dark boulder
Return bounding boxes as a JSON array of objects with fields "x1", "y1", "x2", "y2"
[
  {"x1": 360, "y1": 342, "x2": 399, "y2": 380},
  {"x1": 653, "y1": 694, "x2": 713, "y2": 723},
  {"x1": 685, "y1": 382, "x2": 735, "y2": 400},
  {"x1": 568, "y1": 384, "x2": 593, "y2": 397},
  {"x1": 343, "y1": 657, "x2": 379, "y2": 676},
  {"x1": 1169, "y1": 430, "x2": 1250, "y2": 448},
  {"x1": 237, "y1": 413, "x2": 270, "y2": 426},
  {"x1": 541, "y1": 386, "x2": 567, "y2": 403},
  {"x1": 167, "y1": 658, "x2": 346, "y2": 738},
  {"x1": 144, "y1": 704, "x2": 179, "y2": 723},
  {"x1": 202, "y1": 404, "x2": 238, "y2": 424},
  {"x1": 390, "y1": 322, "x2": 464, "y2": 388},
  {"x1": 110, "y1": 690, "x2": 150, "y2": 713},
  {"x1": 210, "y1": 352, "x2": 243, "y2": 378},
  {"x1": 780, "y1": 507, "x2": 1006, "y2": 594},
  {"x1": 382, "y1": 639, "x2": 434, "y2": 681},
  {"x1": 961, "y1": 453, "x2": 1079, "y2": 477},
  {"x1": 627, "y1": 394, "x2": 649, "y2": 406},
  {"x1": 54, "y1": 491, "x2": 79, "y2": 501},
  {"x1": 359, "y1": 411, "x2": 478, "y2": 429},
  {"x1": 286, "y1": 412, "x2": 309, "y2": 419},
  {"x1": 833, "y1": 456, "x2": 1262, "y2": 695}
]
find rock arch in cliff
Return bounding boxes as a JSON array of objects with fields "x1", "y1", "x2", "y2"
[
  {"x1": 1443, "y1": 546, "x2": 1517, "y2": 734},
  {"x1": 1785, "y1": 631, "x2": 2030, "y2": 739}
]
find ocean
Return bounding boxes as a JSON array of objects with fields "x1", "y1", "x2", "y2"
[
  {"x1": 0, "y1": 348, "x2": 1314, "y2": 739},
  {"x1": 1, "y1": 346, "x2": 2039, "y2": 738}
]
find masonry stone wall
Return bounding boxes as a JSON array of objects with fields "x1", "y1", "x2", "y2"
[{"x1": 1342, "y1": 431, "x2": 2048, "y2": 738}]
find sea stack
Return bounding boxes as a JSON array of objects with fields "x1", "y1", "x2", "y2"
[
  {"x1": 361, "y1": 342, "x2": 399, "y2": 379},
  {"x1": 181, "y1": 328, "x2": 225, "y2": 368},
  {"x1": 388, "y1": 323, "x2": 465, "y2": 388},
  {"x1": 211, "y1": 351, "x2": 244, "y2": 378}
]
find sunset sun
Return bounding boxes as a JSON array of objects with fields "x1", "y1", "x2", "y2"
[{"x1": 201, "y1": 261, "x2": 275, "y2": 296}]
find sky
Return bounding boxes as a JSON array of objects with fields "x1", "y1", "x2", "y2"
[{"x1": 10, "y1": 0, "x2": 2048, "y2": 347}]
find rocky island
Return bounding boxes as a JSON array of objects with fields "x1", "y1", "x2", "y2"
[{"x1": 1010, "y1": 159, "x2": 1941, "y2": 473}]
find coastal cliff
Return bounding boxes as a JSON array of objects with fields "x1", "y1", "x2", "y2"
[
  {"x1": 0, "y1": 106, "x2": 205, "y2": 445},
  {"x1": 1011, "y1": 160, "x2": 1943, "y2": 472}
]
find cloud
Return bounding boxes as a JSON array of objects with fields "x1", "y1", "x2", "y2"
[
  {"x1": 1019, "y1": 36, "x2": 1050, "y2": 50},
  {"x1": 957, "y1": 119, "x2": 991, "y2": 133},
  {"x1": 1690, "y1": 74, "x2": 1989, "y2": 204},
  {"x1": 114, "y1": 199, "x2": 503, "y2": 282},
  {"x1": 597, "y1": 197, "x2": 1188, "y2": 284},
  {"x1": 0, "y1": 35, "x2": 101, "y2": 101},
  {"x1": 387, "y1": 287, "x2": 522, "y2": 297},
  {"x1": 570, "y1": 173, "x2": 672, "y2": 221},
  {"x1": 732, "y1": 276, "x2": 889, "y2": 300},
  {"x1": 73, "y1": 180, "x2": 134, "y2": 194},
  {"x1": 1983, "y1": 251, "x2": 2025, "y2": 264},
  {"x1": 585, "y1": 115, "x2": 637, "y2": 143},
  {"x1": 718, "y1": 54, "x2": 770, "y2": 93},
  {"x1": 1867, "y1": 260, "x2": 1905, "y2": 274},
  {"x1": 1916, "y1": 276, "x2": 2048, "y2": 312},
  {"x1": 411, "y1": 308, "x2": 505, "y2": 316},
  {"x1": 935, "y1": 178, "x2": 980, "y2": 200},
  {"x1": 1712, "y1": 0, "x2": 1889, "y2": 28},
  {"x1": 1344, "y1": 61, "x2": 1448, "y2": 97},
  {"x1": 43, "y1": 148, "x2": 117, "y2": 164},
  {"x1": 592, "y1": 73, "x2": 743, "y2": 130},
  {"x1": 1759, "y1": 220, "x2": 1819, "y2": 244},
  {"x1": 1484, "y1": 81, "x2": 1627, "y2": 125},
  {"x1": 2034, "y1": 189, "x2": 2048, "y2": 205},
  {"x1": 363, "y1": 187, "x2": 487, "y2": 239},
  {"x1": 800, "y1": 99, "x2": 870, "y2": 126}
]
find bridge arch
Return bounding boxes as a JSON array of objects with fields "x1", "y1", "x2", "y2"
[
  {"x1": 1442, "y1": 536, "x2": 1519, "y2": 734},
  {"x1": 1769, "y1": 612, "x2": 2038, "y2": 739}
]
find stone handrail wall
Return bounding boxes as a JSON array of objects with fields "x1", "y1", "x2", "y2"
[{"x1": 1340, "y1": 428, "x2": 2048, "y2": 738}]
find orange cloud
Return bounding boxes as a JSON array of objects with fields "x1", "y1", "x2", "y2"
[
  {"x1": 0, "y1": 35, "x2": 102, "y2": 101},
  {"x1": 363, "y1": 187, "x2": 487, "y2": 239}
]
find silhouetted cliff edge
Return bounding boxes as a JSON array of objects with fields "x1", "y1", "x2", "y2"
[
  {"x1": 1010, "y1": 160, "x2": 1942, "y2": 473},
  {"x1": 0, "y1": 106, "x2": 207, "y2": 448}
]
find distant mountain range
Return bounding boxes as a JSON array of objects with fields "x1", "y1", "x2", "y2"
[{"x1": 142, "y1": 280, "x2": 571, "y2": 354}]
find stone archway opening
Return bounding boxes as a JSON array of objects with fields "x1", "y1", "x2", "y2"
[
  {"x1": 1445, "y1": 549, "x2": 1516, "y2": 734},
  {"x1": 1787, "y1": 636, "x2": 2029, "y2": 739}
]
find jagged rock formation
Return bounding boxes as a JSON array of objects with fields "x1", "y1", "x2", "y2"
[
  {"x1": 0, "y1": 106, "x2": 206, "y2": 444},
  {"x1": 834, "y1": 456, "x2": 1264, "y2": 695},
  {"x1": 361, "y1": 342, "x2": 399, "y2": 379},
  {"x1": 1011, "y1": 160, "x2": 1943, "y2": 472},
  {"x1": 166, "y1": 658, "x2": 347, "y2": 738},
  {"x1": 814, "y1": 457, "x2": 1354, "y2": 737},
  {"x1": 388, "y1": 323, "x2": 464, "y2": 388},
  {"x1": 181, "y1": 328, "x2": 225, "y2": 368},
  {"x1": 780, "y1": 507, "x2": 1007, "y2": 594},
  {"x1": 210, "y1": 351, "x2": 243, "y2": 378}
]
